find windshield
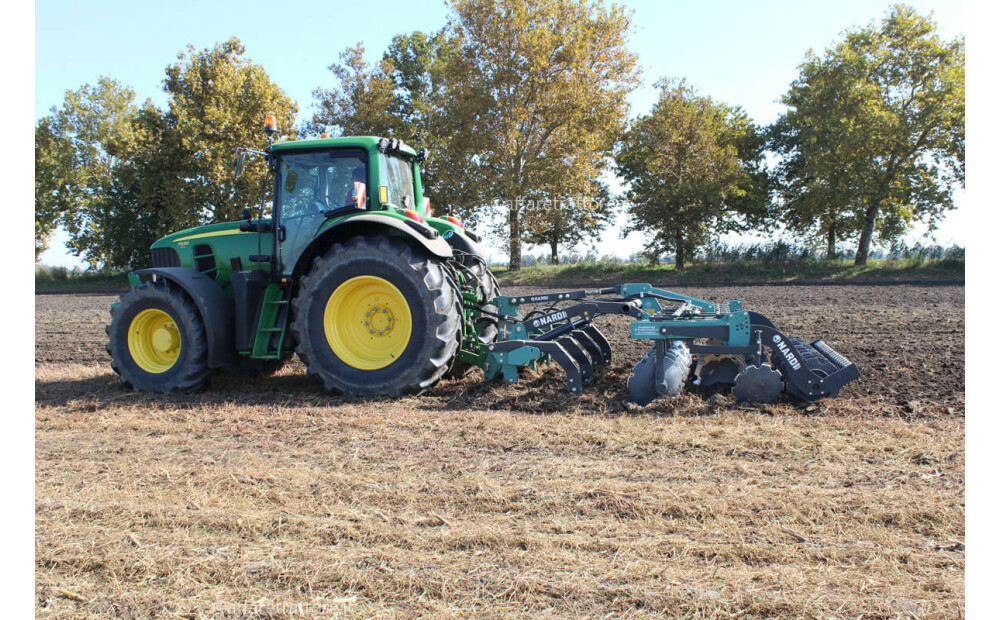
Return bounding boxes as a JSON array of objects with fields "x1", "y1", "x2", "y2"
[{"x1": 380, "y1": 154, "x2": 415, "y2": 208}]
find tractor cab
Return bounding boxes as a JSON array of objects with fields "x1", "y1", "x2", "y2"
[{"x1": 241, "y1": 133, "x2": 448, "y2": 280}]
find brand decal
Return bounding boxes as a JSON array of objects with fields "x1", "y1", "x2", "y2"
[
  {"x1": 529, "y1": 295, "x2": 549, "y2": 302},
  {"x1": 532, "y1": 310, "x2": 568, "y2": 328},
  {"x1": 772, "y1": 335, "x2": 801, "y2": 370}
]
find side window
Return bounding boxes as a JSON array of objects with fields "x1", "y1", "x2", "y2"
[
  {"x1": 328, "y1": 159, "x2": 367, "y2": 208},
  {"x1": 279, "y1": 153, "x2": 367, "y2": 217},
  {"x1": 379, "y1": 154, "x2": 415, "y2": 208},
  {"x1": 280, "y1": 165, "x2": 318, "y2": 217}
]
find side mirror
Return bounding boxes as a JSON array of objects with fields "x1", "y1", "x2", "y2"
[{"x1": 234, "y1": 151, "x2": 247, "y2": 179}]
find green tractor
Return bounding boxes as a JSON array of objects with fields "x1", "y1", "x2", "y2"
[
  {"x1": 108, "y1": 121, "x2": 860, "y2": 404},
  {"x1": 107, "y1": 128, "x2": 498, "y2": 396}
]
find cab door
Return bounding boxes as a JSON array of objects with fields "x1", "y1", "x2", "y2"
[{"x1": 275, "y1": 149, "x2": 368, "y2": 275}]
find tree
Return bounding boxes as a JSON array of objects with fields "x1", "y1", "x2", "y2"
[
  {"x1": 771, "y1": 5, "x2": 964, "y2": 265},
  {"x1": 441, "y1": 0, "x2": 638, "y2": 270},
  {"x1": 34, "y1": 77, "x2": 141, "y2": 259},
  {"x1": 161, "y1": 37, "x2": 299, "y2": 223},
  {"x1": 309, "y1": 43, "x2": 399, "y2": 138},
  {"x1": 68, "y1": 105, "x2": 192, "y2": 269},
  {"x1": 616, "y1": 80, "x2": 764, "y2": 269},
  {"x1": 312, "y1": 0, "x2": 638, "y2": 270},
  {"x1": 38, "y1": 38, "x2": 299, "y2": 269},
  {"x1": 311, "y1": 33, "x2": 486, "y2": 225},
  {"x1": 521, "y1": 174, "x2": 615, "y2": 264}
]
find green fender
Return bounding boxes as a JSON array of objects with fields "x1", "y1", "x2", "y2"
[
  {"x1": 293, "y1": 212, "x2": 454, "y2": 276},
  {"x1": 132, "y1": 267, "x2": 237, "y2": 370}
]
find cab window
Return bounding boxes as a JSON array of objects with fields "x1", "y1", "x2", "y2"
[
  {"x1": 279, "y1": 151, "x2": 367, "y2": 218},
  {"x1": 379, "y1": 154, "x2": 415, "y2": 208}
]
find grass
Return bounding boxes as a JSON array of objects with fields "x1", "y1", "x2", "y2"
[
  {"x1": 36, "y1": 363, "x2": 965, "y2": 619},
  {"x1": 491, "y1": 257, "x2": 965, "y2": 287},
  {"x1": 35, "y1": 267, "x2": 129, "y2": 294},
  {"x1": 33, "y1": 257, "x2": 964, "y2": 295}
]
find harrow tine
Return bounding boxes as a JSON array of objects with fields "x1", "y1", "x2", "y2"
[
  {"x1": 569, "y1": 329, "x2": 605, "y2": 370},
  {"x1": 581, "y1": 325, "x2": 613, "y2": 365},
  {"x1": 533, "y1": 341, "x2": 583, "y2": 394},
  {"x1": 556, "y1": 336, "x2": 594, "y2": 384}
]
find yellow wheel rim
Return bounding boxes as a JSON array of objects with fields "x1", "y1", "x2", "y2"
[
  {"x1": 127, "y1": 309, "x2": 182, "y2": 373},
  {"x1": 324, "y1": 276, "x2": 412, "y2": 370}
]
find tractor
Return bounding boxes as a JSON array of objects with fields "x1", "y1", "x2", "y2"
[{"x1": 107, "y1": 118, "x2": 859, "y2": 405}]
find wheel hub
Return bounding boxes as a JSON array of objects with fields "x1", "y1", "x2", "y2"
[
  {"x1": 324, "y1": 276, "x2": 413, "y2": 370},
  {"x1": 152, "y1": 326, "x2": 179, "y2": 352},
  {"x1": 127, "y1": 308, "x2": 181, "y2": 373},
  {"x1": 366, "y1": 305, "x2": 395, "y2": 336}
]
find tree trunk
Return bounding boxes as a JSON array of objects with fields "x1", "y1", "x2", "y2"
[
  {"x1": 508, "y1": 205, "x2": 521, "y2": 271},
  {"x1": 550, "y1": 240, "x2": 559, "y2": 265},
  {"x1": 854, "y1": 201, "x2": 880, "y2": 266},
  {"x1": 674, "y1": 229, "x2": 685, "y2": 270},
  {"x1": 826, "y1": 225, "x2": 837, "y2": 260}
]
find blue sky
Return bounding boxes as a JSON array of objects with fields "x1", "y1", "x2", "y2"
[{"x1": 35, "y1": 0, "x2": 965, "y2": 266}]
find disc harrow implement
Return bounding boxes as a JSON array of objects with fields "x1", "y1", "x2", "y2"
[{"x1": 470, "y1": 284, "x2": 860, "y2": 405}]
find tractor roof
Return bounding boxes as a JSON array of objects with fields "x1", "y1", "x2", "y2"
[{"x1": 270, "y1": 136, "x2": 417, "y2": 157}]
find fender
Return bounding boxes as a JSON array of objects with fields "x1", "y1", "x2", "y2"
[
  {"x1": 133, "y1": 267, "x2": 236, "y2": 370},
  {"x1": 444, "y1": 228, "x2": 488, "y2": 262},
  {"x1": 295, "y1": 212, "x2": 454, "y2": 276}
]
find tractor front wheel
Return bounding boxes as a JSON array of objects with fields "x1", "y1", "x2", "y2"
[
  {"x1": 291, "y1": 236, "x2": 461, "y2": 396},
  {"x1": 106, "y1": 279, "x2": 212, "y2": 393}
]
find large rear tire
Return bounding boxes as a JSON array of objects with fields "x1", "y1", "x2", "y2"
[
  {"x1": 106, "y1": 279, "x2": 212, "y2": 393},
  {"x1": 291, "y1": 236, "x2": 461, "y2": 396}
]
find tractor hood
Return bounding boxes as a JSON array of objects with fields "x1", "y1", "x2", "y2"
[{"x1": 152, "y1": 221, "x2": 249, "y2": 250}]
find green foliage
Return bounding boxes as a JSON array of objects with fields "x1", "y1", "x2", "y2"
[
  {"x1": 522, "y1": 189, "x2": 616, "y2": 264},
  {"x1": 35, "y1": 38, "x2": 298, "y2": 269},
  {"x1": 490, "y1": 252, "x2": 963, "y2": 287},
  {"x1": 34, "y1": 265, "x2": 70, "y2": 282},
  {"x1": 161, "y1": 38, "x2": 298, "y2": 224},
  {"x1": 615, "y1": 80, "x2": 768, "y2": 269},
  {"x1": 34, "y1": 77, "x2": 141, "y2": 259},
  {"x1": 309, "y1": 43, "x2": 400, "y2": 138},
  {"x1": 770, "y1": 4, "x2": 964, "y2": 266},
  {"x1": 443, "y1": 0, "x2": 639, "y2": 270},
  {"x1": 311, "y1": 0, "x2": 638, "y2": 270}
]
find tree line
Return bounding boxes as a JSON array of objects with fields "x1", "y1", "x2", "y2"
[{"x1": 35, "y1": 1, "x2": 963, "y2": 271}]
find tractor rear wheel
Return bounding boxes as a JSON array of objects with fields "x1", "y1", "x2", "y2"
[
  {"x1": 106, "y1": 279, "x2": 212, "y2": 393},
  {"x1": 291, "y1": 236, "x2": 461, "y2": 396}
]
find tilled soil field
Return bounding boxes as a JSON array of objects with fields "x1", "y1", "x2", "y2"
[
  {"x1": 35, "y1": 283, "x2": 965, "y2": 416},
  {"x1": 35, "y1": 283, "x2": 965, "y2": 618}
]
